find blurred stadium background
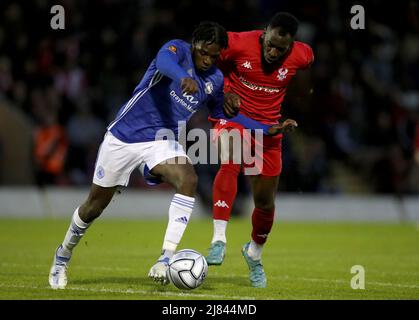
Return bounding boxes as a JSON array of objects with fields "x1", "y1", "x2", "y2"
[{"x1": 0, "y1": 0, "x2": 418, "y2": 221}]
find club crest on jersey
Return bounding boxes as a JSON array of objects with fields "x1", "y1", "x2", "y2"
[
  {"x1": 96, "y1": 166, "x2": 105, "y2": 179},
  {"x1": 277, "y1": 67, "x2": 288, "y2": 81},
  {"x1": 204, "y1": 81, "x2": 214, "y2": 94}
]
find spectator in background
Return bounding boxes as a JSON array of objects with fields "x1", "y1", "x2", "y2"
[{"x1": 33, "y1": 108, "x2": 68, "y2": 186}]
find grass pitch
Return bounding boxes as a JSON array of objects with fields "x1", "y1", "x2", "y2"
[{"x1": 0, "y1": 217, "x2": 418, "y2": 300}]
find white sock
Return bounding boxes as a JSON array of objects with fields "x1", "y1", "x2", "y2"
[
  {"x1": 58, "y1": 207, "x2": 91, "y2": 258},
  {"x1": 211, "y1": 219, "x2": 228, "y2": 244},
  {"x1": 162, "y1": 194, "x2": 194, "y2": 254},
  {"x1": 247, "y1": 239, "x2": 263, "y2": 261}
]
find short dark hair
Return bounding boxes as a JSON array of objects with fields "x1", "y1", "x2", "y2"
[
  {"x1": 268, "y1": 12, "x2": 299, "y2": 37},
  {"x1": 192, "y1": 21, "x2": 228, "y2": 49}
]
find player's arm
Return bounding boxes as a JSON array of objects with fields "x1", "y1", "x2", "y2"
[
  {"x1": 208, "y1": 84, "x2": 280, "y2": 134},
  {"x1": 156, "y1": 41, "x2": 198, "y2": 94},
  {"x1": 285, "y1": 42, "x2": 315, "y2": 98},
  {"x1": 208, "y1": 75, "x2": 277, "y2": 134},
  {"x1": 207, "y1": 73, "x2": 239, "y2": 118},
  {"x1": 208, "y1": 80, "x2": 237, "y2": 119},
  {"x1": 223, "y1": 92, "x2": 240, "y2": 118},
  {"x1": 226, "y1": 114, "x2": 298, "y2": 135},
  {"x1": 300, "y1": 42, "x2": 315, "y2": 70},
  {"x1": 228, "y1": 113, "x2": 271, "y2": 133},
  {"x1": 267, "y1": 119, "x2": 298, "y2": 135}
]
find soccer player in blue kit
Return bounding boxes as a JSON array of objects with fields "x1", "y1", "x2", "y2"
[{"x1": 48, "y1": 22, "x2": 237, "y2": 289}]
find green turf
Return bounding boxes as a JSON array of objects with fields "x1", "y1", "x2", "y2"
[{"x1": 0, "y1": 217, "x2": 418, "y2": 300}]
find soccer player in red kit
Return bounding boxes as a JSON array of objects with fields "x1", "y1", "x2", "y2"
[{"x1": 206, "y1": 12, "x2": 314, "y2": 288}]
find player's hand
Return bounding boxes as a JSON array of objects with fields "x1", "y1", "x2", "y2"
[
  {"x1": 223, "y1": 92, "x2": 240, "y2": 118},
  {"x1": 267, "y1": 119, "x2": 298, "y2": 135},
  {"x1": 181, "y1": 78, "x2": 199, "y2": 95}
]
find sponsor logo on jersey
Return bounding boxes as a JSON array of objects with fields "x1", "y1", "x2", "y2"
[
  {"x1": 277, "y1": 67, "x2": 288, "y2": 81},
  {"x1": 170, "y1": 90, "x2": 197, "y2": 113},
  {"x1": 241, "y1": 61, "x2": 252, "y2": 69},
  {"x1": 239, "y1": 76, "x2": 280, "y2": 93},
  {"x1": 214, "y1": 200, "x2": 229, "y2": 208},
  {"x1": 168, "y1": 45, "x2": 177, "y2": 53},
  {"x1": 219, "y1": 119, "x2": 228, "y2": 125},
  {"x1": 182, "y1": 92, "x2": 199, "y2": 104},
  {"x1": 205, "y1": 81, "x2": 214, "y2": 94}
]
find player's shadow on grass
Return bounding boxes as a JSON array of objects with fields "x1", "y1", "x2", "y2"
[
  {"x1": 201, "y1": 275, "x2": 249, "y2": 290},
  {"x1": 71, "y1": 275, "x2": 248, "y2": 289},
  {"x1": 71, "y1": 276, "x2": 163, "y2": 288}
]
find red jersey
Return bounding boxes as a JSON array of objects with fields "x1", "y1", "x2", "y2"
[{"x1": 217, "y1": 30, "x2": 314, "y2": 124}]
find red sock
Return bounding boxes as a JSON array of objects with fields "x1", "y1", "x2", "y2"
[
  {"x1": 212, "y1": 163, "x2": 241, "y2": 221},
  {"x1": 251, "y1": 207, "x2": 275, "y2": 245}
]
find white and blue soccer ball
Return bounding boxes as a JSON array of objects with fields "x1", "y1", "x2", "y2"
[{"x1": 168, "y1": 249, "x2": 208, "y2": 290}]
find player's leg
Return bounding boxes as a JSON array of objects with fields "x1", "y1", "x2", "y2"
[
  {"x1": 207, "y1": 131, "x2": 242, "y2": 265},
  {"x1": 49, "y1": 184, "x2": 117, "y2": 289},
  {"x1": 242, "y1": 174, "x2": 278, "y2": 288},
  {"x1": 49, "y1": 132, "x2": 134, "y2": 289},
  {"x1": 248, "y1": 175, "x2": 278, "y2": 258},
  {"x1": 147, "y1": 158, "x2": 198, "y2": 284}
]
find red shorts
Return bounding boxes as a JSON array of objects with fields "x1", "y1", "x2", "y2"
[{"x1": 209, "y1": 117, "x2": 282, "y2": 176}]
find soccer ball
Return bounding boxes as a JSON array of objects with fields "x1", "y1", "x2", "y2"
[{"x1": 168, "y1": 249, "x2": 208, "y2": 290}]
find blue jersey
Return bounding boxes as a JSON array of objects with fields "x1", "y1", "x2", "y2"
[{"x1": 108, "y1": 39, "x2": 225, "y2": 143}]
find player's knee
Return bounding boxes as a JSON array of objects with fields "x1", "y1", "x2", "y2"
[{"x1": 254, "y1": 197, "x2": 275, "y2": 212}]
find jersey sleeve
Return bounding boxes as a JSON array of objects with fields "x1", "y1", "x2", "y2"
[
  {"x1": 208, "y1": 71, "x2": 271, "y2": 134},
  {"x1": 156, "y1": 40, "x2": 191, "y2": 82},
  {"x1": 299, "y1": 42, "x2": 314, "y2": 70},
  {"x1": 229, "y1": 113, "x2": 271, "y2": 134}
]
